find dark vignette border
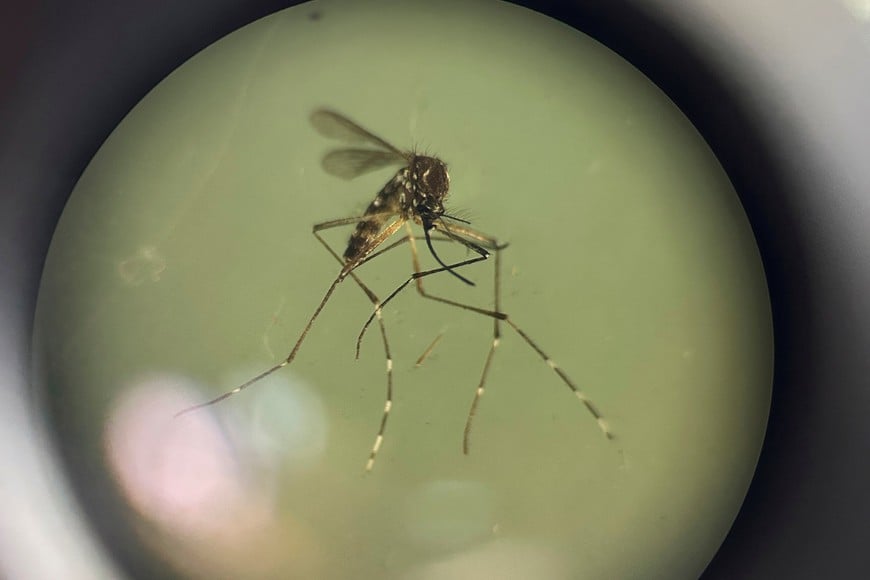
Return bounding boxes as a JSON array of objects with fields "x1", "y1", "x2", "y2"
[{"x1": 1, "y1": 1, "x2": 868, "y2": 578}]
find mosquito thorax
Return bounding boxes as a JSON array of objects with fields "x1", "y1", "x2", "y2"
[{"x1": 408, "y1": 155, "x2": 449, "y2": 220}]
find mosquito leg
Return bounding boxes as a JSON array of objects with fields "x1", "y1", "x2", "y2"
[
  {"x1": 439, "y1": 273, "x2": 614, "y2": 448},
  {"x1": 355, "y1": 253, "x2": 496, "y2": 358},
  {"x1": 310, "y1": 239, "x2": 391, "y2": 472},
  {"x1": 356, "y1": 234, "x2": 453, "y2": 269},
  {"x1": 175, "y1": 274, "x2": 343, "y2": 416},
  {"x1": 311, "y1": 223, "x2": 457, "y2": 470},
  {"x1": 463, "y1": 333, "x2": 499, "y2": 454},
  {"x1": 414, "y1": 332, "x2": 445, "y2": 368},
  {"x1": 399, "y1": 224, "x2": 504, "y2": 453},
  {"x1": 175, "y1": 219, "x2": 397, "y2": 416},
  {"x1": 462, "y1": 241, "x2": 503, "y2": 454},
  {"x1": 179, "y1": 214, "x2": 406, "y2": 472},
  {"x1": 311, "y1": 217, "x2": 406, "y2": 472},
  {"x1": 396, "y1": 223, "x2": 614, "y2": 450},
  {"x1": 427, "y1": 222, "x2": 612, "y2": 445},
  {"x1": 506, "y1": 317, "x2": 613, "y2": 436}
]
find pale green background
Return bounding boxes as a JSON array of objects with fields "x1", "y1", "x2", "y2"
[{"x1": 35, "y1": 0, "x2": 772, "y2": 578}]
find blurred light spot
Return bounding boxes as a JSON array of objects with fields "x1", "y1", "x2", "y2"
[
  {"x1": 103, "y1": 376, "x2": 274, "y2": 536},
  {"x1": 117, "y1": 245, "x2": 166, "y2": 285},
  {"x1": 402, "y1": 480, "x2": 495, "y2": 551},
  {"x1": 103, "y1": 374, "x2": 326, "y2": 577},
  {"x1": 404, "y1": 539, "x2": 568, "y2": 580},
  {"x1": 233, "y1": 368, "x2": 328, "y2": 472},
  {"x1": 586, "y1": 158, "x2": 604, "y2": 175}
]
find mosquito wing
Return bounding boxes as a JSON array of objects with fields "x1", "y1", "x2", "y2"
[
  {"x1": 311, "y1": 109, "x2": 408, "y2": 180},
  {"x1": 321, "y1": 148, "x2": 407, "y2": 180},
  {"x1": 310, "y1": 109, "x2": 406, "y2": 155}
]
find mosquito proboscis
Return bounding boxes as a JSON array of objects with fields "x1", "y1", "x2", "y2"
[{"x1": 176, "y1": 109, "x2": 614, "y2": 470}]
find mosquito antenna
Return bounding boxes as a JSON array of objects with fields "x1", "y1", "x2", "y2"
[{"x1": 424, "y1": 223, "x2": 475, "y2": 286}]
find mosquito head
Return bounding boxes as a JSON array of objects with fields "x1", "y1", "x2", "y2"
[{"x1": 410, "y1": 155, "x2": 450, "y2": 221}]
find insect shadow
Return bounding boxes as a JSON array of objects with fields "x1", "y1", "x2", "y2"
[{"x1": 177, "y1": 109, "x2": 613, "y2": 471}]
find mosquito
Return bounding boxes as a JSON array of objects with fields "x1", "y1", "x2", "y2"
[{"x1": 177, "y1": 109, "x2": 613, "y2": 470}]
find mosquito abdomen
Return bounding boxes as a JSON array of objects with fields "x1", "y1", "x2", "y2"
[
  {"x1": 344, "y1": 214, "x2": 389, "y2": 261},
  {"x1": 343, "y1": 174, "x2": 405, "y2": 262}
]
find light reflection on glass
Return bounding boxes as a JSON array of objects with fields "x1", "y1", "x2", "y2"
[
  {"x1": 102, "y1": 374, "x2": 327, "y2": 577},
  {"x1": 104, "y1": 376, "x2": 260, "y2": 536},
  {"x1": 405, "y1": 539, "x2": 568, "y2": 580},
  {"x1": 240, "y1": 370, "x2": 328, "y2": 472},
  {"x1": 402, "y1": 480, "x2": 495, "y2": 551},
  {"x1": 116, "y1": 245, "x2": 166, "y2": 286}
]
